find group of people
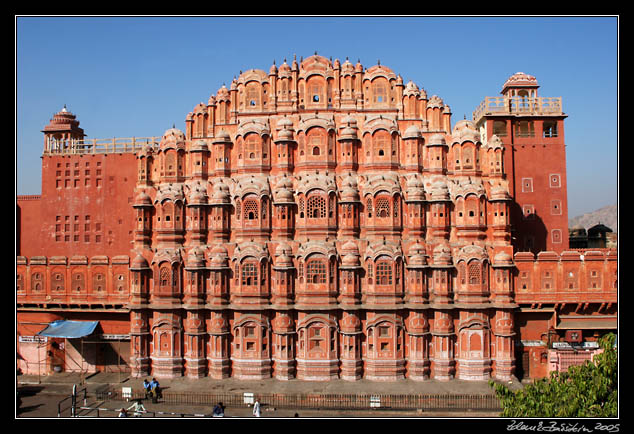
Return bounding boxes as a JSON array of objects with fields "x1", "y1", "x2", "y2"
[
  {"x1": 117, "y1": 379, "x2": 267, "y2": 418},
  {"x1": 143, "y1": 378, "x2": 162, "y2": 403},
  {"x1": 213, "y1": 399, "x2": 261, "y2": 417}
]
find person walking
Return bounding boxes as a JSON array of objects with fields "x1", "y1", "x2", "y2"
[
  {"x1": 142, "y1": 379, "x2": 151, "y2": 399},
  {"x1": 252, "y1": 399, "x2": 261, "y2": 417},
  {"x1": 149, "y1": 378, "x2": 161, "y2": 403}
]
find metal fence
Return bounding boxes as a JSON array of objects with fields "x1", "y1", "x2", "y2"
[{"x1": 96, "y1": 387, "x2": 501, "y2": 412}]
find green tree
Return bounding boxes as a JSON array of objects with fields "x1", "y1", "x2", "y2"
[{"x1": 490, "y1": 333, "x2": 617, "y2": 417}]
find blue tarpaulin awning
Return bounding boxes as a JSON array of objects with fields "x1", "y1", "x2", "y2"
[{"x1": 37, "y1": 320, "x2": 99, "y2": 338}]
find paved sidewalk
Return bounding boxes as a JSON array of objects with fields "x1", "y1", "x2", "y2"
[
  {"x1": 17, "y1": 371, "x2": 521, "y2": 396},
  {"x1": 17, "y1": 372, "x2": 517, "y2": 418}
]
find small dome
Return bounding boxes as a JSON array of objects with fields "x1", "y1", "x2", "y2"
[
  {"x1": 340, "y1": 185, "x2": 360, "y2": 203},
  {"x1": 341, "y1": 58, "x2": 354, "y2": 73},
  {"x1": 404, "y1": 80, "x2": 420, "y2": 96},
  {"x1": 131, "y1": 252, "x2": 150, "y2": 270},
  {"x1": 160, "y1": 127, "x2": 186, "y2": 150},
  {"x1": 408, "y1": 242, "x2": 427, "y2": 267},
  {"x1": 191, "y1": 139, "x2": 209, "y2": 152},
  {"x1": 502, "y1": 72, "x2": 538, "y2": 93},
  {"x1": 338, "y1": 126, "x2": 358, "y2": 140},
  {"x1": 406, "y1": 177, "x2": 425, "y2": 202},
  {"x1": 490, "y1": 183, "x2": 511, "y2": 201},
  {"x1": 402, "y1": 124, "x2": 421, "y2": 139},
  {"x1": 432, "y1": 244, "x2": 452, "y2": 265},
  {"x1": 210, "y1": 180, "x2": 230, "y2": 204},
  {"x1": 427, "y1": 133, "x2": 447, "y2": 147},
  {"x1": 494, "y1": 251, "x2": 513, "y2": 265},
  {"x1": 188, "y1": 188, "x2": 208, "y2": 205},
  {"x1": 279, "y1": 59, "x2": 291, "y2": 74},
  {"x1": 133, "y1": 190, "x2": 152, "y2": 206},
  {"x1": 341, "y1": 240, "x2": 361, "y2": 268},
  {"x1": 275, "y1": 186, "x2": 295, "y2": 203},
  {"x1": 212, "y1": 130, "x2": 231, "y2": 144},
  {"x1": 275, "y1": 243, "x2": 294, "y2": 268},
  {"x1": 342, "y1": 253, "x2": 361, "y2": 267},
  {"x1": 216, "y1": 84, "x2": 230, "y2": 101},
  {"x1": 277, "y1": 128, "x2": 294, "y2": 141},
  {"x1": 209, "y1": 245, "x2": 229, "y2": 268},
  {"x1": 186, "y1": 248, "x2": 206, "y2": 268},
  {"x1": 430, "y1": 180, "x2": 450, "y2": 201}
]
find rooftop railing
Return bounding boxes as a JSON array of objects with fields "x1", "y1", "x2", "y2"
[
  {"x1": 472, "y1": 96, "x2": 563, "y2": 123},
  {"x1": 43, "y1": 137, "x2": 160, "y2": 156}
]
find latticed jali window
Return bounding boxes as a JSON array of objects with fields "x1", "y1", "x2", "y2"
[
  {"x1": 160, "y1": 267, "x2": 171, "y2": 287},
  {"x1": 241, "y1": 263, "x2": 257, "y2": 286},
  {"x1": 468, "y1": 262, "x2": 481, "y2": 285},
  {"x1": 306, "y1": 259, "x2": 327, "y2": 284},
  {"x1": 376, "y1": 197, "x2": 390, "y2": 217},
  {"x1": 243, "y1": 199, "x2": 259, "y2": 220},
  {"x1": 307, "y1": 195, "x2": 326, "y2": 219},
  {"x1": 376, "y1": 261, "x2": 393, "y2": 285}
]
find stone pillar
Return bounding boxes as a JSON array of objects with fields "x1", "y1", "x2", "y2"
[
  {"x1": 129, "y1": 310, "x2": 151, "y2": 377},
  {"x1": 150, "y1": 310, "x2": 184, "y2": 378},
  {"x1": 405, "y1": 310, "x2": 430, "y2": 380},
  {"x1": 339, "y1": 311, "x2": 363, "y2": 381},
  {"x1": 271, "y1": 311, "x2": 296, "y2": 380},
  {"x1": 184, "y1": 310, "x2": 206, "y2": 378},
  {"x1": 206, "y1": 310, "x2": 231, "y2": 379},
  {"x1": 431, "y1": 310, "x2": 455, "y2": 380}
]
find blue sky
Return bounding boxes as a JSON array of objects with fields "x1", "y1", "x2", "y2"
[{"x1": 16, "y1": 16, "x2": 618, "y2": 218}]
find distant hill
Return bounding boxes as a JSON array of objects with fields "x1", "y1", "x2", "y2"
[{"x1": 569, "y1": 204, "x2": 618, "y2": 233}]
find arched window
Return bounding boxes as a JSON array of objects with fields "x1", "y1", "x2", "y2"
[
  {"x1": 165, "y1": 153, "x2": 176, "y2": 176},
  {"x1": 458, "y1": 262, "x2": 466, "y2": 285},
  {"x1": 243, "y1": 198, "x2": 259, "y2": 220},
  {"x1": 246, "y1": 84, "x2": 260, "y2": 108},
  {"x1": 374, "y1": 131, "x2": 390, "y2": 158},
  {"x1": 306, "y1": 258, "x2": 327, "y2": 284},
  {"x1": 463, "y1": 147, "x2": 474, "y2": 169},
  {"x1": 376, "y1": 196, "x2": 390, "y2": 218},
  {"x1": 309, "y1": 83, "x2": 322, "y2": 103},
  {"x1": 373, "y1": 82, "x2": 387, "y2": 104},
  {"x1": 376, "y1": 260, "x2": 393, "y2": 285},
  {"x1": 308, "y1": 323, "x2": 326, "y2": 352},
  {"x1": 245, "y1": 134, "x2": 260, "y2": 160},
  {"x1": 159, "y1": 265, "x2": 171, "y2": 287},
  {"x1": 468, "y1": 262, "x2": 481, "y2": 285},
  {"x1": 307, "y1": 194, "x2": 326, "y2": 219},
  {"x1": 309, "y1": 135, "x2": 322, "y2": 157},
  {"x1": 241, "y1": 262, "x2": 258, "y2": 286}
]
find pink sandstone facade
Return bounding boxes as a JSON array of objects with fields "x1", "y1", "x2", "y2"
[{"x1": 17, "y1": 55, "x2": 617, "y2": 382}]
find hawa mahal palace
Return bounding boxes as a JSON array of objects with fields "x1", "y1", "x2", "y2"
[{"x1": 17, "y1": 54, "x2": 617, "y2": 382}]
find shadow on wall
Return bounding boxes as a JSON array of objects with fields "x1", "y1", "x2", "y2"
[{"x1": 509, "y1": 201, "x2": 548, "y2": 254}]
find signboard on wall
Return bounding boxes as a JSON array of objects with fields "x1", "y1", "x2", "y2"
[{"x1": 19, "y1": 336, "x2": 47, "y2": 343}]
